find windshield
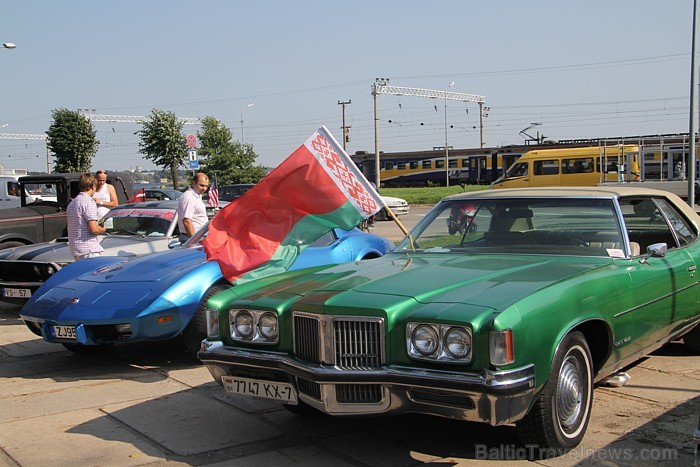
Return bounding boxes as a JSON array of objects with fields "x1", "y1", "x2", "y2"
[
  {"x1": 103, "y1": 208, "x2": 176, "y2": 237},
  {"x1": 396, "y1": 197, "x2": 625, "y2": 257},
  {"x1": 505, "y1": 162, "x2": 528, "y2": 178}
]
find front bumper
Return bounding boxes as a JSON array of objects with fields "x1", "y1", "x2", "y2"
[
  {"x1": 21, "y1": 311, "x2": 190, "y2": 345},
  {"x1": 199, "y1": 341, "x2": 537, "y2": 426}
]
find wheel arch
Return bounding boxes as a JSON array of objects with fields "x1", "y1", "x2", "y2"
[{"x1": 566, "y1": 318, "x2": 612, "y2": 375}]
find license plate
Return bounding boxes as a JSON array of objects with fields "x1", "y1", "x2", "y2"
[
  {"x1": 221, "y1": 376, "x2": 297, "y2": 404},
  {"x1": 2, "y1": 287, "x2": 31, "y2": 298},
  {"x1": 52, "y1": 325, "x2": 77, "y2": 341}
]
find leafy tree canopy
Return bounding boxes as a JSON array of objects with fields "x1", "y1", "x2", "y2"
[
  {"x1": 197, "y1": 116, "x2": 267, "y2": 184},
  {"x1": 46, "y1": 108, "x2": 99, "y2": 173},
  {"x1": 135, "y1": 109, "x2": 187, "y2": 189}
]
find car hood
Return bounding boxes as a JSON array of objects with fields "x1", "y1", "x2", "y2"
[
  {"x1": 232, "y1": 253, "x2": 611, "y2": 310},
  {"x1": 74, "y1": 246, "x2": 206, "y2": 284},
  {"x1": 0, "y1": 235, "x2": 177, "y2": 263}
]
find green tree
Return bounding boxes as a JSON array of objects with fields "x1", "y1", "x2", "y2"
[
  {"x1": 46, "y1": 108, "x2": 99, "y2": 173},
  {"x1": 135, "y1": 109, "x2": 187, "y2": 189},
  {"x1": 198, "y1": 116, "x2": 267, "y2": 184}
]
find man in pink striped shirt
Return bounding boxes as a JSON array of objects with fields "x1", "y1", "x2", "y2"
[{"x1": 67, "y1": 173, "x2": 107, "y2": 259}]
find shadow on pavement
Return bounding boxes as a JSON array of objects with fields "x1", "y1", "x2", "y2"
[{"x1": 0, "y1": 338, "x2": 199, "y2": 384}]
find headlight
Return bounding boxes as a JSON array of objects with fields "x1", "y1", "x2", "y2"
[
  {"x1": 412, "y1": 324, "x2": 439, "y2": 356},
  {"x1": 229, "y1": 309, "x2": 279, "y2": 344},
  {"x1": 232, "y1": 310, "x2": 254, "y2": 338},
  {"x1": 444, "y1": 327, "x2": 471, "y2": 359},
  {"x1": 258, "y1": 312, "x2": 278, "y2": 340},
  {"x1": 407, "y1": 323, "x2": 472, "y2": 362}
]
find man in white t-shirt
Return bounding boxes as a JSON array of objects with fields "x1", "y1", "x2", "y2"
[
  {"x1": 177, "y1": 173, "x2": 209, "y2": 243},
  {"x1": 92, "y1": 170, "x2": 118, "y2": 219}
]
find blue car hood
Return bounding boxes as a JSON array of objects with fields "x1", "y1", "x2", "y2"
[{"x1": 75, "y1": 247, "x2": 206, "y2": 284}]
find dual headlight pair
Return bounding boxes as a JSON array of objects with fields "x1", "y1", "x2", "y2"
[
  {"x1": 229, "y1": 309, "x2": 279, "y2": 343},
  {"x1": 407, "y1": 323, "x2": 472, "y2": 362}
]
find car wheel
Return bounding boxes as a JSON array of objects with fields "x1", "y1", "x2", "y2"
[
  {"x1": 62, "y1": 343, "x2": 114, "y2": 354},
  {"x1": 183, "y1": 284, "x2": 230, "y2": 358},
  {"x1": 682, "y1": 324, "x2": 700, "y2": 353},
  {"x1": 516, "y1": 331, "x2": 593, "y2": 453},
  {"x1": 375, "y1": 209, "x2": 387, "y2": 221}
]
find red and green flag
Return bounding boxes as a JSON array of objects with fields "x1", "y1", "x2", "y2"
[{"x1": 203, "y1": 126, "x2": 383, "y2": 283}]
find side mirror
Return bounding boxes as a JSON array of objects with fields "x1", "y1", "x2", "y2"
[{"x1": 640, "y1": 242, "x2": 667, "y2": 264}]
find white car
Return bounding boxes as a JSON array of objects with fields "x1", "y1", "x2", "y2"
[
  {"x1": 376, "y1": 195, "x2": 409, "y2": 220},
  {"x1": 0, "y1": 200, "x2": 183, "y2": 307}
]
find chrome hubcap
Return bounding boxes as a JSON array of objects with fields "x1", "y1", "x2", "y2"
[{"x1": 557, "y1": 355, "x2": 583, "y2": 429}]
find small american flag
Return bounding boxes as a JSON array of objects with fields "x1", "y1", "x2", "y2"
[{"x1": 208, "y1": 175, "x2": 219, "y2": 209}]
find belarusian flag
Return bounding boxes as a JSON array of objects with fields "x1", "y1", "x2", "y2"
[{"x1": 203, "y1": 126, "x2": 383, "y2": 283}]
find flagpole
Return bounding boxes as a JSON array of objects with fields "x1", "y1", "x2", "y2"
[{"x1": 689, "y1": 0, "x2": 698, "y2": 207}]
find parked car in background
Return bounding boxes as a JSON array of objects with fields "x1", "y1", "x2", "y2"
[
  {"x1": 20, "y1": 224, "x2": 394, "y2": 357},
  {"x1": 144, "y1": 188, "x2": 182, "y2": 201},
  {"x1": 219, "y1": 184, "x2": 255, "y2": 202},
  {"x1": 376, "y1": 195, "x2": 409, "y2": 220},
  {"x1": 0, "y1": 200, "x2": 183, "y2": 308},
  {"x1": 199, "y1": 187, "x2": 700, "y2": 452}
]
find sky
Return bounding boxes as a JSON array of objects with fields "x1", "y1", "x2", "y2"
[{"x1": 0, "y1": 0, "x2": 697, "y2": 174}]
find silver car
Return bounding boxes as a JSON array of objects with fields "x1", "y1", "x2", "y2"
[{"x1": 0, "y1": 200, "x2": 183, "y2": 308}]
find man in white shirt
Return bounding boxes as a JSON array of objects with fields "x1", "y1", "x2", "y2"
[
  {"x1": 177, "y1": 172, "x2": 209, "y2": 243},
  {"x1": 93, "y1": 170, "x2": 118, "y2": 219}
]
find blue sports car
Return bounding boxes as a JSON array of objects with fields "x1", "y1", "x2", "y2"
[{"x1": 20, "y1": 226, "x2": 394, "y2": 357}]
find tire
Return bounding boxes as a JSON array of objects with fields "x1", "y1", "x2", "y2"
[
  {"x1": 375, "y1": 209, "x2": 387, "y2": 221},
  {"x1": 516, "y1": 331, "x2": 593, "y2": 453},
  {"x1": 183, "y1": 284, "x2": 230, "y2": 358},
  {"x1": 62, "y1": 343, "x2": 114, "y2": 354},
  {"x1": 682, "y1": 324, "x2": 700, "y2": 353}
]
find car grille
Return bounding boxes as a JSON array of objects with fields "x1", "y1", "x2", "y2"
[
  {"x1": 336, "y1": 384, "x2": 383, "y2": 404},
  {"x1": 90, "y1": 324, "x2": 132, "y2": 341},
  {"x1": 296, "y1": 377, "x2": 321, "y2": 400},
  {"x1": 293, "y1": 315, "x2": 321, "y2": 363},
  {"x1": 333, "y1": 320, "x2": 382, "y2": 369},
  {"x1": 293, "y1": 313, "x2": 384, "y2": 369},
  {"x1": 0, "y1": 261, "x2": 59, "y2": 282}
]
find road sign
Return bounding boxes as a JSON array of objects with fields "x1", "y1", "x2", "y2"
[
  {"x1": 186, "y1": 134, "x2": 197, "y2": 149},
  {"x1": 188, "y1": 149, "x2": 199, "y2": 169}
]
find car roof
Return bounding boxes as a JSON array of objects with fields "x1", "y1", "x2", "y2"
[
  {"x1": 447, "y1": 186, "x2": 687, "y2": 200},
  {"x1": 19, "y1": 173, "x2": 82, "y2": 183},
  {"x1": 445, "y1": 186, "x2": 700, "y2": 229},
  {"x1": 115, "y1": 199, "x2": 180, "y2": 209}
]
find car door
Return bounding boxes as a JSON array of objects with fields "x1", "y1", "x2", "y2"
[{"x1": 620, "y1": 197, "x2": 699, "y2": 352}]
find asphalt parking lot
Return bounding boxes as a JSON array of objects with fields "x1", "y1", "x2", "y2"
[{"x1": 0, "y1": 206, "x2": 698, "y2": 466}]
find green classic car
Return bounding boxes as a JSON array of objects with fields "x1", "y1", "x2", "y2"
[{"x1": 199, "y1": 187, "x2": 700, "y2": 452}]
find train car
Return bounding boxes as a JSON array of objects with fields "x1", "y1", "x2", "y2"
[{"x1": 350, "y1": 134, "x2": 697, "y2": 188}]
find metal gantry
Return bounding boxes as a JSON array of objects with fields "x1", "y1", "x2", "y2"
[
  {"x1": 80, "y1": 114, "x2": 202, "y2": 125},
  {"x1": 372, "y1": 79, "x2": 487, "y2": 188},
  {"x1": 0, "y1": 133, "x2": 50, "y2": 172}
]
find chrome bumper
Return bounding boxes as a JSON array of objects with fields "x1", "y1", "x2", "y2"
[{"x1": 199, "y1": 340, "x2": 537, "y2": 426}]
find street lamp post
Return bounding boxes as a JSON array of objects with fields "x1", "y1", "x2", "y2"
[
  {"x1": 240, "y1": 103, "x2": 254, "y2": 143},
  {"x1": 445, "y1": 81, "x2": 454, "y2": 187}
]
